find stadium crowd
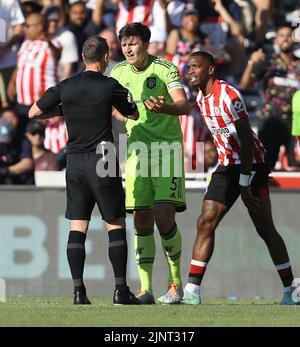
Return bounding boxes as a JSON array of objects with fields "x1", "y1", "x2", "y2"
[{"x1": 0, "y1": 0, "x2": 300, "y2": 184}]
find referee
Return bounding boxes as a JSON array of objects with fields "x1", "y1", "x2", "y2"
[{"x1": 29, "y1": 36, "x2": 141, "y2": 305}]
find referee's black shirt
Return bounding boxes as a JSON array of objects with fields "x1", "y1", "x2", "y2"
[{"x1": 37, "y1": 71, "x2": 136, "y2": 153}]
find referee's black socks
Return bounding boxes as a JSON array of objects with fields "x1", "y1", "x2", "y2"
[
  {"x1": 108, "y1": 229, "x2": 128, "y2": 290},
  {"x1": 67, "y1": 230, "x2": 87, "y2": 294}
]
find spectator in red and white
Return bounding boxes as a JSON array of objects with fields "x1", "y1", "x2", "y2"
[
  {"x1": 7, "y1": 13, "x2": 61, "y2": 132},
  {"x1": 44, "y1": 116, "x2": 68, "y2": 155},
  {"x1": 115, "y1": 0, "x2": 167, "y2": 39},
  {"x1": 45, "y1": 5, "x2": 79, "y2": 80},
  {"x1": 25, "y1": 120, "x2": 60, "y2": 171},
  {"x1": 0, "y1": 0, "x2": 25, "y2": 107},
  {"x1": 115, "y1": 0, "x2": 155, "y2": 33},
  {"x1": 179, "y1": 99, "x2": 212, "y2": 173}
]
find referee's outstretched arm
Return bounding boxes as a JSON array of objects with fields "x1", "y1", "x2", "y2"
[{"x1": 28, "y1": 102, "x2": 62, "y2": 120}]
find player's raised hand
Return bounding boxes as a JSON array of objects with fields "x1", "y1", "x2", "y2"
[
  {"x1": 240, "y1": 186, "x2": 261, "y2": 214},
  {"x1": 144, "y1": 96, "x2": 165, "y2": 113}
]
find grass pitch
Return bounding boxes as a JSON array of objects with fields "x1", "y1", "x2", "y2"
[{"x1": 0, "y1": 297, "x2": 299, "y2": 327}]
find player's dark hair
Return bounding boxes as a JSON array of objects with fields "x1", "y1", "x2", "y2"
[
  {"x1": 190, "y1": 51, "x2": 215, "y2": 66},
  {"x1": 82, "y1": 36, "x2": 109, "y2": 63},
  {"x1": 118, "y1": 22, "x2": 151, "y2": 43}
]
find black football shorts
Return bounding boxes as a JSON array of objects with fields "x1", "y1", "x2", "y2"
[
  {"x1": 204, "y1": 164, "x2": 270, "y2": 210},
  {"x1": 65, "y1": 152, "x2": 125, "y2": 222}
]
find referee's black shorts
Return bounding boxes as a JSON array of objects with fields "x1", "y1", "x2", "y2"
[
  {"x1": 65, "y1": 152, "x2": 125, "y2": 222},
  {"x1": 204, "y1": 164, "x2": 270, "y2": 210}
]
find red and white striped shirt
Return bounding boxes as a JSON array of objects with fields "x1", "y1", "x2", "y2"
[
  {"x1": 116, "y1": 0, "x2": 155, "y2": 33},
  {"x1": 44, "y1": 119, "x2": 68, "y2": 154},
  {"x1": 16, "y1": 39, "x2": 60, "y2": 106},
  {"x1": 196, "y1": 79, "x2": 266, "y2": 166},
  {"x1": 179, "y1": 105, "x2": 211, "y2": 171}
]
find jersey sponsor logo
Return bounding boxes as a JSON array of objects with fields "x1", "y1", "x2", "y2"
[
  {"x1": 170, "y1": 71, "x2": 180, "y2": 79},
  {"x1": 211, "y1": 127, "x2": 230, "y2": 137},
  {"x1": 146, "y1": 77, "x2": 156, "y2": 89}
]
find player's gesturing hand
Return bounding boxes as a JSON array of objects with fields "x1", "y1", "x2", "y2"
[
  {"x1": 144, "y1": 96, "x2": 165, "y2": 113},
  {"x1": 240, "y1": 186, "x2": 261, "y2": 214}
]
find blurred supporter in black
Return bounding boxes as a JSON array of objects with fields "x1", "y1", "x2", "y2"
[
  {"x1": 240, "y1": 24, "x2": 300, "y2": 170},
  {"x1": 25, "y1": 120, "x2": 59, "y2": 171},
  {"x1": 0, "y1": 109, "x2": 34, "y2": 184},
  {"x1": 45, "y1": 5, "x2": 79, "y2": 80},
  {"x1": 66, "y1": 0, "x2": 105, "y2": 65}
]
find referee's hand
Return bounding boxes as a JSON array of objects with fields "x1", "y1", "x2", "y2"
[
  {"x1": 240, "y1": 186, "x2": 261, "y2": 214},
  {"x1": 144, "y1": 96, "x2": 165, "y2": 113}
]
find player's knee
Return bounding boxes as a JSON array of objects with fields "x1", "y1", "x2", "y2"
[
  {"x1": 155, "y1": 214, "x2": 174, "y2": 234},
  {"x1": 197, "y1": 212, "x2": 217, "y2": 234}
]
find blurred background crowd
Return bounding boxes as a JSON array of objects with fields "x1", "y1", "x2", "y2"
[{"x1": 0, "y1": 0, "x2": 300, "y2": 185}]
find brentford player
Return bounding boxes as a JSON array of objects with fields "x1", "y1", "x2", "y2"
[{"x1": 181, "y1": 51, "x2": 298, "y2": 305}]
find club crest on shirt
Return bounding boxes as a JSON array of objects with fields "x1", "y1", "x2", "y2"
[
  {"x1": 146, "y1": 77, "x2": 156, "y2": 89},
  {"x1": 214, "y1": 106, "x2": 220, "y2": 115}
]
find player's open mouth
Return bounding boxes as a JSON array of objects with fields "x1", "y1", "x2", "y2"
[{"x1": 190, "y1": 76, "x2": 197, "y2": 83}]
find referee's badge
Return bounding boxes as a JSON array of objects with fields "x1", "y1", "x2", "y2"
[{"x1": 146, "y1": 77, "x2": 156, "y2": 89}]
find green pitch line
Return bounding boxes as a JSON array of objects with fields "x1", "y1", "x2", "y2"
[{"x1": 0, "y1": 297, "x2": 299, "y2": 327}]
